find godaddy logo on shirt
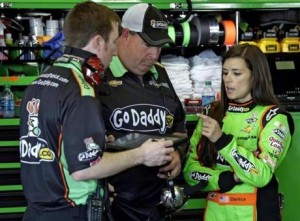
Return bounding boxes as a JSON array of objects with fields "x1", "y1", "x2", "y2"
[
  {"x1": 110, "y1": 104, "x2": 174, "y2": 134},
  {"x1": 231, "y1": 149, "x2": 259, "y2": 175},
  {"x1": 228, "y1": 105, "x2": 250, "y2": 113},
  {"x1": 20, "y1": 98, "x2": 54, "y2": 164},
  {"x1": 190, "y1": 171, "x2": 211, "y2": 181},
  {"x1": 20, "y1": 137, "x2": 54, "y2": 164}
]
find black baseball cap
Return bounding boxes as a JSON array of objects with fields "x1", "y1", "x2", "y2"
[{"x1": 121, "y1": 3, "x2": 174, "y2": 47}]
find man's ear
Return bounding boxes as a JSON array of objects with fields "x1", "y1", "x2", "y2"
[
  {"x1": 121, "y1": 28, "x2": 130, "y2": 38},
  {"x1": 95, "y1": 35, "x2": 105, "y2": 49},
  {"x1": 82, "y1": 34, "x2": 104, "y2": 54}
]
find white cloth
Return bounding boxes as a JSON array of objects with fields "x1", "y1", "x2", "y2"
[{"x1": 161, "y1": 55, "x2": 193, "y2": 101}]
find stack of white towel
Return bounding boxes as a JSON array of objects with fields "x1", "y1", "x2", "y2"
[{"x1": 161, "y1": 49, "x2": 222, "y2": 102}]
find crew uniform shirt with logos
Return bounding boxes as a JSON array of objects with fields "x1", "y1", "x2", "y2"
[
  {"x1": 96, "y1": 56, "x2": 186, "y2": 217},
  {"x1": 183, "y1": 100, "x2": 294, "y2": 221},
  {"x1": 19, "y1": 51, "x2": 106, "y2": 211}
]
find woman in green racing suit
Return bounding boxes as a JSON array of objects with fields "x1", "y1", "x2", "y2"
[{"x1": 183, "y1": 44, "x2": 294, "y2": 221}]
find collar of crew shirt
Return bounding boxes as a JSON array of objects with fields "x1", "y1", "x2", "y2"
[{"x1": 110, "y1": 56, "x2": 159, "y2": 79}]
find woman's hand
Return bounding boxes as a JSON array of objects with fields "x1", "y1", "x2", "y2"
[{"x1": 198, "y1": 113, "x2": 223, "y2": 143}]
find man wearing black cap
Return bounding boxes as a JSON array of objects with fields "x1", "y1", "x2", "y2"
[{"x1": 96, "y1": 3, "x2": 187, "y2": 221}]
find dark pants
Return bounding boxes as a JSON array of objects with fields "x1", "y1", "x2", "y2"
[
  {"x1": 111, "y1": 199, "x2": 167, "y2": 221},
  {"x1": 257, "y1": 175, "x2": 281, "y2": 221},
  {"x1": 22, "y1": 205, "x2": 87, "y2": 221}
]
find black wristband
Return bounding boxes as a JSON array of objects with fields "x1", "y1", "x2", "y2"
[
  {"x1": 218, "y1": 171, "x2": 238, "y2": 193},
  {"x1": 215, "y1": 133, "x2": 233, "y2": 151}
]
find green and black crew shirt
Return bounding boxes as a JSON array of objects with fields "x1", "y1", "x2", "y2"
[
  {"x1": 19, "y1": 51, "x2": 106, "y2": 211},
  {"x1": 96, "y1": 56, "x2": 186, "y2": 218}
]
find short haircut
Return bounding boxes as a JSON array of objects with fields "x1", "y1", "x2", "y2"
[{"x1": 64, "y1": 1, "x2": 120, "y2": 48}]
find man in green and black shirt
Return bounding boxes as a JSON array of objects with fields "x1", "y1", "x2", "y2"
[
  {"x1": 19, "y1": 2, "x2": 174, "y2": 221},
  {"x1": 97, "y1": 3, "x2": 187, "y2": 221}
]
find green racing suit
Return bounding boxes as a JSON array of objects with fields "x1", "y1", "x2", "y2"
[{"x1": 183, "y1": 100, "x2": 294, "y2": 221}]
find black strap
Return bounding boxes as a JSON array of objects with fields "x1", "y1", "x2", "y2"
[
  {"x1": 63, "y1": 46, "x2": 95, "y2": 61},
  {"x1": 183, "y1": 180, "x2": 208, "y2": 196},
  {"x1": 99, "y1": 179, "x2": 114, "y2": 221}
]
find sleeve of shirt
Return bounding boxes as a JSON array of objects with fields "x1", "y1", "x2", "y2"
[
  {"x1": 62, "y1": 95, "x2": 106, "y2": 174},
  {"x1": 183, "y1": 119, "x2": 224, "y2": 192},
  {"x1": 216, "y1": 112, "x2": 293, "y2": 188}
]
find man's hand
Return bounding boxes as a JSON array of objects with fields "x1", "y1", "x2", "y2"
[
  {"x1": 139, "y1": 139, "x2": 174, "y2": 167},
  {"x1": 157, "y1": 150, "x2": 181, "y2": 179},
  {"x1": 108, "y1": 183, "x2": 115, "y2": 204},
  {"x1": 105, "y1": 134, "x2": 115, "y2": 142}
]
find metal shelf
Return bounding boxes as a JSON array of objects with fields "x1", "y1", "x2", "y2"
[
  {"x1": 0, "y1": 76, "x2": 37, "y2": 86},
  {"x1": 1, "y1": 0, "x2": 300, "y2": 10}
]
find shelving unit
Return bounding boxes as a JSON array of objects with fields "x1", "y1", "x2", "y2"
[
  {"x1": 0, "y1": 116, "x2": 24, "y2": 220},
  {"x1": 1, "y1": 0, "x2": 300, "y2": 10}
]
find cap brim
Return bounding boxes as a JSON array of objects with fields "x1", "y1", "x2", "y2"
[{"x1": 139, "y1": 32, "x2": 174, "y2": 47}]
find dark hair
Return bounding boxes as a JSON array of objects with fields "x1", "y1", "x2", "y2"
[
  {"x1": 198, "y1": 44, "x2": 280, "y2": 167},
  {"x1": 220, "y1": 43, "x2": 280, "y2": 113},
  {"x1": 64, "y1": 1, "x2": 120, "y2": 48},
  {"x1": 197, "y1": 101, "x2": 223, "y2": 167}
]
